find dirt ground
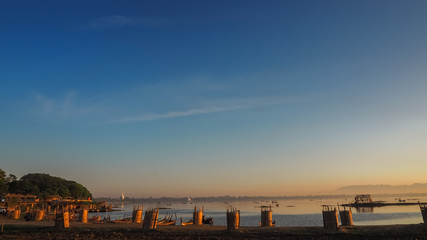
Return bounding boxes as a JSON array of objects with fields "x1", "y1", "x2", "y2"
[{"x1": 1, "y1": 218, "x2": 427, "y2": 239}]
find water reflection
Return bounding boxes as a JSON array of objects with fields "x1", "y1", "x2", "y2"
[
  {"x1": 88, "y1": 195, "x2": 427, "y2": 226},
  {"x1": 354, "y1": 207, "x2": 374, "y2": 213}
]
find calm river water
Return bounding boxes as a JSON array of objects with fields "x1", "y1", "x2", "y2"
[{"x1": 89, "y1": 195, "x2": 427, "y2": 226}]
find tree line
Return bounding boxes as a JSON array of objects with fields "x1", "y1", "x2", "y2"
[{"x1": 0, "y1": 169, "x2": 92, "y2": 200}]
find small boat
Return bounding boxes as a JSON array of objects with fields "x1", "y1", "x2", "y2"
[
  {"x1": 180, "y1": 217, "x2": 194, "y2": 226},
  {"x1": 341, "y1": 194, "x2": 425, "y2": 208},
  {"x1": 158, "y1": 219, "x2": 177, "y2": 225},
  {"x1": 112, "y1": 217, "x2": 131, "y2": 223},
  {"x1": 157, "y1": 213, "x2": 177, "y2": 226}
]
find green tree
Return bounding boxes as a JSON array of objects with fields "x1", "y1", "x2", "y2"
[
  {"x1": 6, "y1": 174, "x2": 17, "y2": 183},
  {"x1": 0, "y1": 169, "x2": 8, "y2": 195},
  {"x1": 8, "y1": 173, "x2": 92, "y2": 199}
]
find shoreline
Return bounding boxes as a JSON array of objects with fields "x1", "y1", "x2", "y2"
[
  {"x1": 1, "y1": 219, "x2": 427, "y2": 239},
  {"x1": 94, "y1": 192, "x2": 427, "y2": 202}
]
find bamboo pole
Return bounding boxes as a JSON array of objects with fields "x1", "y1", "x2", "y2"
[
  {"x1": 322, "y1": 205, "x2": 339, "y2": 230},
  {"x1": 142, "y1": 209, "x2": 159, "y2": 230},
  {"x1": 227, "y1": 207, "x2": 240, "y2": 230}
]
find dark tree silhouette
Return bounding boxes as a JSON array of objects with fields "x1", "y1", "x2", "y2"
[{"x1": 4, "y1": 171, "x2": 92, "y2": 199}]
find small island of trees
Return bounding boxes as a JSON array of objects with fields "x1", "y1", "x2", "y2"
[{"x1": 0, "y1": 169, "x2": 92, "y2": 200}]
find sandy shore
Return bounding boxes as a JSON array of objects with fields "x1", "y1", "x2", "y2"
[{"x1": 1, "y1": 219, "x2": 427, "y2": 239}]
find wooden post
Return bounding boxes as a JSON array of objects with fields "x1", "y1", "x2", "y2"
[
  {"x1": 142, "y1": 209, "x2": 159, "y2": 230},
  {"x1": 339, "y1": 207, "x2": 353, "y2": 226},
  {"x1": 55, "y1": 207, "x2": 70, "y2": 228},
  {"x1": 132, "y1": 206, "x2": 143, "y2": 223},
  {"x1": 12, "y1": 209, "x2": 21, "y2": 220},
  {"x1": 322, "y1": 205, "x2": 339, "y2": 230},
  {"x1": 419, "y1": 202, "x2": 427, "y2": 224},
  {"x1": 79, "y1": 209, "x2": 88, "y2": 223},
  {"x1": 226, "y1": 208, "x2": 240, "y2": 230},
  {"x1": 35, "y1": 209, "x2": 45, "y2": 221},
  {"x1": 260, "y1": 206, "x2": 273, "y2": 227},
  {"x1": 193, "y1": 206, "x2": 203, "y2": 226}
]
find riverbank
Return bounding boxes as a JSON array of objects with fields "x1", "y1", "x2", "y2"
[{"x1": 1, "y1": 219, "x2": 427, "y2": 239}]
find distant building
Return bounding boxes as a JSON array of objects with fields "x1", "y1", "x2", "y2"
[{"x1": 120, "y1": 192, "x2": 125, "y2": 200}]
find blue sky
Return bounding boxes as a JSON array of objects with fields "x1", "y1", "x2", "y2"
[{"x1": 1, "y1": 0, "x2": 427, "y2": 197}]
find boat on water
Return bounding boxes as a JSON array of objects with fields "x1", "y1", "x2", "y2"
[
  {"x1": 343, "y1": 201, "x2": 426, "y2": 207},
  {"x1": 341, "y1": 194, "x2": 427, "y2": 208}
]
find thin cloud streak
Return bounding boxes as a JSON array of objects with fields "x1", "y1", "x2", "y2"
[
  {"x1": 33, "y1": 91, "x2": 101, "y2": 118},
  {"x1": 31, "y1": 75, "x2": 304, "y2": 124},
  {"x1": 108, "y1": 97, "x2": 299, "y2": 124},
  {"x1": 110, "y1": 106, "x2": 246, "y2": 123}
]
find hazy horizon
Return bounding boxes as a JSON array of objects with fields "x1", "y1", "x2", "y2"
[
  {"x1": 5, "y1": 169, "x2": 427, "y2": 198},
  {"x1": 1, "y1": 1, "x2": 427, "y2": 198}
]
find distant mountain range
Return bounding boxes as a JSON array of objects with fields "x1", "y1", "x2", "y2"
[{"x1": 336, "y1": 183, "x2": 427, "y2": 194}]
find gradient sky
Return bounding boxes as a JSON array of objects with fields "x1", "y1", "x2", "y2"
[{"x1": 1, "y1": 0, "x2": 427, "y2": 198}]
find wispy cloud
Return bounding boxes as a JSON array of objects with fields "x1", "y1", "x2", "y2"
[
  {"x1": 31, "y1": 75, "x2": 304, "y2": 124},
  {"x1": 107, "y1": 97, "x2": 298, "y2": 124},
  {"x1": 109, "y1": 106, "x2": 244, "y2": 124},
  {"x1": 33, "y1": 91, "x2": 101, "y2": 119}
]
